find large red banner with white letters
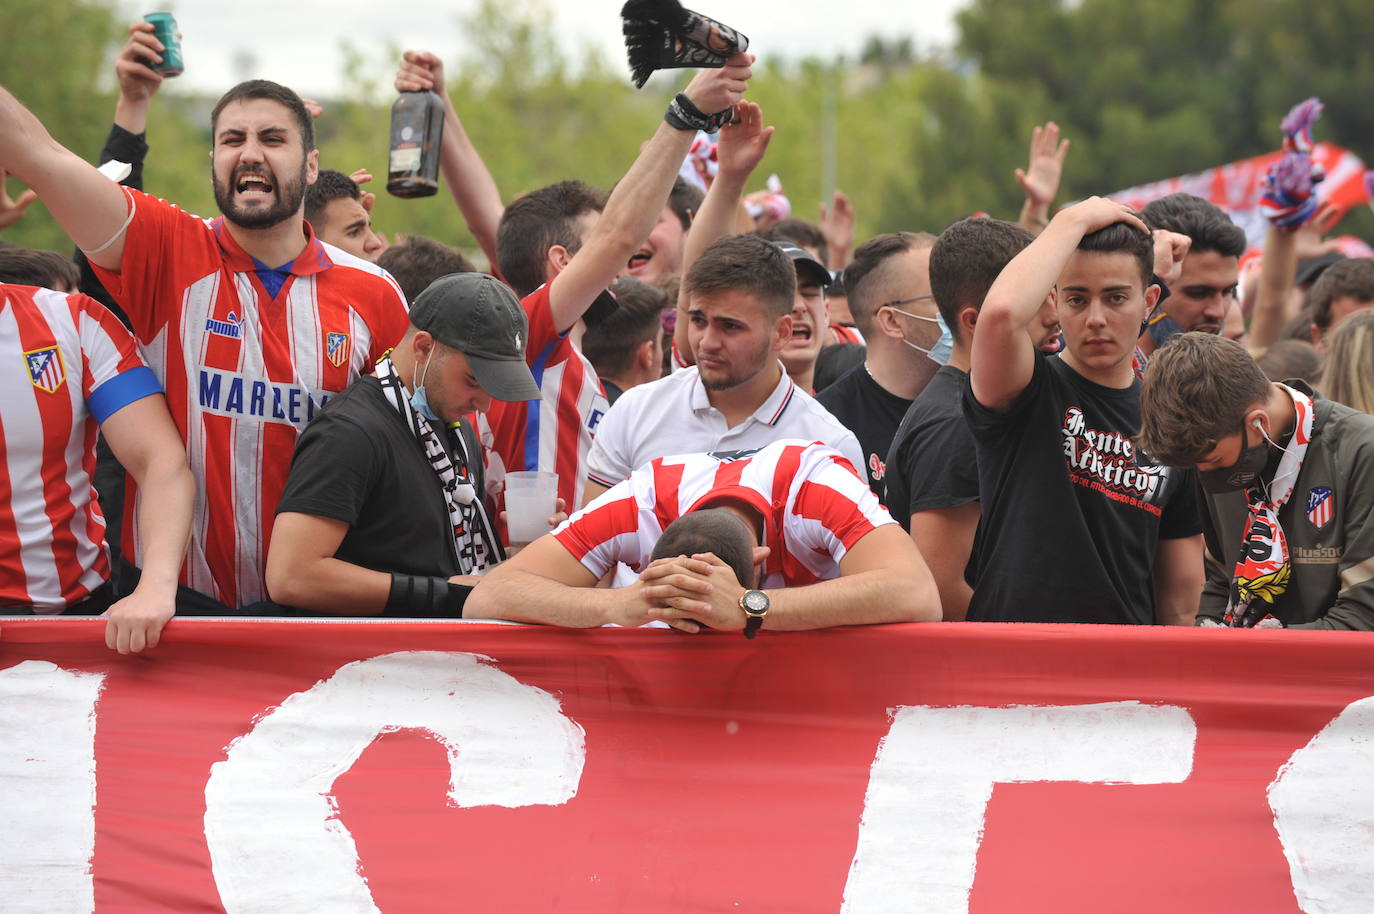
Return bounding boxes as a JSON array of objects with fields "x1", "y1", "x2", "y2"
[{"x1": 3, "y1": 618, "x2": 1373, "y2": 913}]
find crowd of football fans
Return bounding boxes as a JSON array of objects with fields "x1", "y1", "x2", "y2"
[{"x1": 3, "y1": 20, "x2": 1374, "y2": 652}]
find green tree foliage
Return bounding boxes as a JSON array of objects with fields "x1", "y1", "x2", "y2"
[{"x1": 2, "y1": 0, "x2": 1370, "y2": 258}]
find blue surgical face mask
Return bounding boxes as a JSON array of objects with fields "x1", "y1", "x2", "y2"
[
  {"x1": 1145, "y1": 311, "x2": 1187, "y2": 348},
  {"x1": 893, "y1": 307, "x2": 953, "y2": 365},
  {"x1": 410, "y1": 352, "x2": 441, "y2": 423}
]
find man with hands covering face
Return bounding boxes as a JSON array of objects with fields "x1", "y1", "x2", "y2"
[{"x1": 465, "y1": 439, "x2": 940, "y2": 632}]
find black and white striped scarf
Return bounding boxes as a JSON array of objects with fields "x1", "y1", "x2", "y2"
[{"x1": 374, "y1": 356, "x2": 503, "y2": 574}]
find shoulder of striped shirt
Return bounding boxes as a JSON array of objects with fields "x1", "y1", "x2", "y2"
[{"x1": 313, "y1": 240, "x2": 408, "y2": 303}]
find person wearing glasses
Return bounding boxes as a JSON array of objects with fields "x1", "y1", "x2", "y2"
[{"x1": 816, "y1": 231, "x2": 938, "y2": 496}]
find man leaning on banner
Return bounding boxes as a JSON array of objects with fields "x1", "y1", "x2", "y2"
[{"x1": 466, "y1": 438, "x2": 940, "y2": 633}]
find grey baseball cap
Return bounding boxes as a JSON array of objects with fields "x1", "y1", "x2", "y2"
[
  {"x1": 408, "y1": 272, "x2": 541, "y2": 402},
  {"x1": 773, "y1": 240, "x2": 833, "y2": 288}
]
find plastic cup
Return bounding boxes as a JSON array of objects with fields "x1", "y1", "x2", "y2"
[{"x1": 504, "y1": 471, "x2": 559, "y2": 544}]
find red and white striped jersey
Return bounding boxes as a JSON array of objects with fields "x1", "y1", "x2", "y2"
[
  {"x1": 0, "y1": 284, "x2": 161, "y2": 612},
  {"x1": 553, "y1": 439, "x2": 894, "y2": 586},
  {"x1": 91, "y1": 189, "x2": 409, "y2": 607},
  {"x1": 830, "y1": 324, "x2": 865, "y2": 346},
  {"x1": 485, "y1": 284, "x2": 609, "y2": 512}
]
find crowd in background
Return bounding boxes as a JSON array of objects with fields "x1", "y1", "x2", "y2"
[{"x1": 2, "y1": 19, "x2": 1373, "y2": 652}]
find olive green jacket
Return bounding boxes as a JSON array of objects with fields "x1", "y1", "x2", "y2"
[{"x1": 1199, "y1": 385, "x2": 1374, "y2": 630}]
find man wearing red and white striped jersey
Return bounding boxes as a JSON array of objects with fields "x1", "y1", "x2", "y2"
[
  {"x1": 483, "y1": 55, "x2": 755, "y2": 515},
  {"x1": 465, "y1": 439, "x2": 939, "y2": 632},
  {"x1": 1, "y1": 283, "x2": 192, "y2": 653},
  {"x1": 0, "y1": 79, "x2": 409, "y2": 609}
]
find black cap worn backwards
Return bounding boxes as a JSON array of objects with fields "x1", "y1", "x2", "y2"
[
  {"x1": 408, "y1": 272, "x2": 542, "y2": 402},
  {"x1": 772, "y1": 240, "x2": 834, "y2": 288}
]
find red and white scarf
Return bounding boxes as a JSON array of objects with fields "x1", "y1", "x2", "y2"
[{"x1": 1223, "y1": 385, "x2": 1314, "y2": 627}]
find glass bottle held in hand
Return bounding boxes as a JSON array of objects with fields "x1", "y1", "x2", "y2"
[{"x1": 386, "y1": 90, "x2": 444, "y2": 198}]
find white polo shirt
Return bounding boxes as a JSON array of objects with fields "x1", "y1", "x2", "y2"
[{"x1": 586, "y1": 364, "x2": 865, "y2": 489}]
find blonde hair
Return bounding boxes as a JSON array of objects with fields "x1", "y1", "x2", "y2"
[{"x1": 1321, "y1": 309, "x2": 1374, "y2": 415}]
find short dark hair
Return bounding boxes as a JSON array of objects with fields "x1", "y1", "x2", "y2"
[
  {"x1": 1076, "y1": 220, "x2": 1155, "y2": 288},
  {"x1": 759, "y1": 218, "x2": 829, "y2": 267},
  {"x1": 304, "y1": 169, "x2": 361, "y2": 230},
  {"x1": 929, "y1": 219, "x2": 1033, "y2": 343},
  {"x1": 651, "y1": 508, "x2": 756, "y2": 589},
  {"x1": 496, "y1": 180, "x2": 607, "y2": 297},
  {"x1": 667, "y1": 178, "x2": 704, "y2": 231},
  {"x1": 683, "y1": 234, "x2": 795, "y2": 319},
  {"x1": 376, "y1": 236, "x2": 477, "y2": 304},
  {"x1": 211, "y1": 79, "x2": 316, "y2": 151},
  {"x1": 582, "y1": 277, "x2": 668, "y2": 378},
  {"x1": 1137, "y1": 332, "x2": 1271, "y2": 466},
  {"x1": 843, "y1": 232, "x2": 937, "y2": 337},
  {"x1": 0, "y1": 247, "x2": 81, "y2": 290},
  {"x1": 1140, "y1": 193, "x2": 1246, "y2": 258},
  {"x1": 1309, "y1": 258, "x2": 1374, "y2": 335}
]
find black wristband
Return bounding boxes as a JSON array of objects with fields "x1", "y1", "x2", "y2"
[
  {"x1": 385, "y1": 573, "x2": 469, "y2": 618},
  {"x1": 664, "y1": 93, "x2": 734, "y2": 134}
]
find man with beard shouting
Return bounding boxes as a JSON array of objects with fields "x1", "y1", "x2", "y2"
[{"x1": 0, "y1": 79, "x2": 409, "y2": 611}]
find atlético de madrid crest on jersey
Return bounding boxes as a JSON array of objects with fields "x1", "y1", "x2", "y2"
[
  {"x1": 1306, "y1": 486, "x2": 1334, "y2": 530},
  {"x1": 325, "y1": 332, "x2": 350, "y2": 368},
  {"x1": 25, "y1": 345, "x2": 65, "y2": 393}
]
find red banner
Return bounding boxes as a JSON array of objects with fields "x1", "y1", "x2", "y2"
[
  {"x1": 3, "y1": 619, "x2": 1373, "y2": 913},
  {"x1": 1110, "y1": 141, "x2": 1372, "y2": 252}
]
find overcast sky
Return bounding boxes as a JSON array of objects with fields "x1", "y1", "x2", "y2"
[{"x1": 159, "y1": 0, "x2": 969, "y2": 97}]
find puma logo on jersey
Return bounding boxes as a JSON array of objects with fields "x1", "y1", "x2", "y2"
[{"x1": 206, "y1": 311, "x2": 244, "y2": 340}]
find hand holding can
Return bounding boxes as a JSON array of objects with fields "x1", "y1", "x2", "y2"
[{"x1": 143, "y1": 12, "x2": 183, "y2": 77}]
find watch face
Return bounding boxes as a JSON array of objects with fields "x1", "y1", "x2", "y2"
[{"x1": 741, "y1": 590, "x2": 769, "y2": 614}]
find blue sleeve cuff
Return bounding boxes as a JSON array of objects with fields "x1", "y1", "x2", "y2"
[{"x1": 88, "y1": 366, "x2": 163, "y2": 424}]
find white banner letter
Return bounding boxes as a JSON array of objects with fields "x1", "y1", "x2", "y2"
[
  {"x1": 841, "y1": 701, "x2": 1196, "y2": 914},
  {"x1": 205, "y1": 651, "x2": 586, "y2": 914},
  {"x1": 0, "y1": 660, "x2": 106, "y2": 914},
  {"x1": 1269, "y1": 695, "x2": 1374, "y2": 913}
]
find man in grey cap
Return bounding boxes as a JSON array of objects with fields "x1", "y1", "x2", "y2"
[{"x1": 265, "y1": 272, "x2": 541, "y2": 617}]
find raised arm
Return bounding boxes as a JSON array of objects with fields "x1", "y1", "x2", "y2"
[
  {"x1": 549, "y1": 52, "x2": 753, "y2": 335},
  {"x1": 99, "y1": 394, "x2": 193, "y2": 653},
  {"x1": 818, "y1": 189, "x2": 855, "y2": 270},
  {"x1": 1015, "y1": 121, "x2": 1070, "y2": 236},
  {"x1": 673, "y1": 99, "x2": 772, "y2": 365},
  {"x1": 1248, "y1": 203, "x2": 1341, "y2": 352},
  {"x1": 113, "y1": 21, "x2": 165, "y2": 137},
  {"x1": 395, "y1": 50, "x2": 505, "y2": 269},
  {"x1": 972, "y1": 197, "x2": 1147, "y2": 411},
  {"x1": 0, "y1": 85, "x2": 132, "y2": 269}
]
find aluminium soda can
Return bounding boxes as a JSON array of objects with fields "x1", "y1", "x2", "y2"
[{"x1": 143, "y1": 12, "x2": 184, "y2": 77}]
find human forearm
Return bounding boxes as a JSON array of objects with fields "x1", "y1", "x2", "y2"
[
  {"x1": 267, "y1": 553, "x2": 392, "y2": 614},
  {"x1": 465, "y1": 567, "x2": 615, "y2": 627},
  {"x1": 673, "y1": 168, "x2": 749, "y2": 361},
  {"x1": 129, "y1": 455, "x2": 192, "y2": 593},
  {"x1": 438, "y1": 97, "x2": 503, "y2": 269},
  {"x1": 1248, "y1": 226, "x2": 1298, "y2": 352},
  {"x1": 763, "y1": 568, "x2": 937, "y2": 630},
  {"x1": 113, "y1": 95, "x2": 151, "y2": 137},
  {"x1": 1018, "y1": 196, "x2": 1051, "y2": 236}
]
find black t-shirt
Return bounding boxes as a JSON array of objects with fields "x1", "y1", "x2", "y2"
[
  {"x1": 816, "y1": 363, "x2": 913, "y2": 496},
  {"x1": 883, "y1": 365, "x2": 979, "y2": 531},
  {"x1": 961, "y1": 354, "x2": 1202, "y2": 624},
  {"x1": 276, "y1": 377, "x2": 479, "y2": 611}
]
